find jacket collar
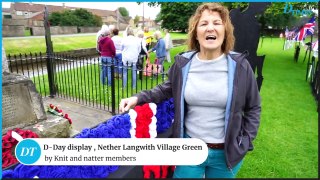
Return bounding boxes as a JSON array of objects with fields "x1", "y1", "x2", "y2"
[
  {"x1": 174, "y1": 51, "x2": 197, "y2": 68},
  {"x1": 228, "y1": 50, "x2": 249, "y2": 69}
]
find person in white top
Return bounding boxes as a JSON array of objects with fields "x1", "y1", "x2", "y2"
[
  {"x1": 137, "y1": 30, "x2": 149, "y2": 57},
  {"x1": 121, "y1": 28, "x2": 141, "y2": 88},
  {"x1": 137, "y1": 30, "x2": 150, "y2": 80},
  {"x1": 109, "y1": 24, "x2": 115, "y2": 37},
  {"x1": 111, "y1": 28, "x2": 123, "y2": 78},
  {"x1": 164, "y1": 29, "x2": 173, "y2": 63},
  {"x1": 123, "y1": 25, "x2": 130, "y2": 38}
]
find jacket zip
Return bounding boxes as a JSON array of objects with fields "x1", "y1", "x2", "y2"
[
  {"x1": 238, "y1": 136, "x2": 243, "y2": 146},
  {"x1": 238, "y1": 129, "x2": 244, "y2": 146}
]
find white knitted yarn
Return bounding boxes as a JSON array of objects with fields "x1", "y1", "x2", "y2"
[
  {"x1": 128, "y1": 103, "x2": 158, "y2": 138},
  {"x1": 128, "y1": 109, "x2": 137, "y2": 138}
]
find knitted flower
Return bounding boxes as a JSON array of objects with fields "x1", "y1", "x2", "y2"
[
  {"x1": 2, "y1": 169, "x2": 14, "y2": 178},
  {"x1": 2, "y1": 140, "x2": 13, "y2": 149},
  {"x1": 39, "y1": 166, "x2": 65, "y2": 178},
  {"x1": 13, "y1": 164, "x2": 41, "y2": 178},
  {"x1": 66, "y1": 166, "x2": 82, "y2": 178},
  {"x1": 108, "y1": 165, "x2": 119, "y2": 173},
  {"x1": 80, "y1": 166, "x2": 109, "y2": 178},
  {"x1": 2, "y1": 129, "x2": 39, "y2": 169},
  {"x1": 78, "y1": 128, "x2": 90, "y2": 138}
]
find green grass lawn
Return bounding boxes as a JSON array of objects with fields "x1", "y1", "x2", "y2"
[
  {"x1": 3, "y1": 35, "x2": 97, "y2": 55},
  {"x1": 237, "y1": 37, "x2": 318, "y2": 178},
  {"x1": 4, "y1": 35, "x2": 318, "y2": 178},
  {"x1": 3, "y1": 31, "x2": 187, "y2": 55},
  {"x1": 30, "y1": 46, "x2": 187, "y2": 111}
]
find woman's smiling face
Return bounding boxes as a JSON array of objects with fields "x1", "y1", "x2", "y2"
[{"x1": 196, "y1": 10, "x2": 225, "y2": 56}]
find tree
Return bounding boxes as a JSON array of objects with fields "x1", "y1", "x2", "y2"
[
  {"x1": 48, "y1": 8, "x2": 102, "y2": 27},
  {"x1": 223, "y1": 2, "x2": 317, "y2": 30},
  {"x1": 154, "y1": 12, "x2": 161, "y2": 23},
  {"x1": 148, "y1": 2, "x2": 317, "y2": 32},
  {"x1": 159, "y1": 2, "x2": 201, "y2": 32},
  {"x1": 264, "y1": 2, "x2": 317, "y2": 29},
  {"x1": 49, "y1": 12, "x2": 63, "y2": 26},
  {"x1": 118, "y1": 7, "x2": 129, "y2": 17},
  {"x1": 134, "y1": 15, "x2": 140, "y2": 25}
]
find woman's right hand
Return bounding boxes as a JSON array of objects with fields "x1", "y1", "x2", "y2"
[{"x1": 119, "y1": 97, "x2": 138, "y2": 113}]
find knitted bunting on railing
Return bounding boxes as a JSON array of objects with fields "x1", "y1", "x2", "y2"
[
  {"x1": 130, "y1": 103, "x2": 174, "y2": 179},
  {"x1": 130, "y1": 103, "x2": 157, "y2": 138},
  {"x1": 2, "y1": 99, "x2": 175, "y2": 179}
]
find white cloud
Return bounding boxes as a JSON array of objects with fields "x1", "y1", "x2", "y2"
[{"x1": 2, "y1": 2, "x2": 160, "y2": 19}]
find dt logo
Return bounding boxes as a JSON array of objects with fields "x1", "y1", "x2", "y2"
[{"x1": 14, "y1": 132, "x2": 41, "y2": 165}]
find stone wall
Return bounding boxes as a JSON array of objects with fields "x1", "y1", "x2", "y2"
[
  {"x1": 2, "y1": 25, "x2": 25, "y2": 37},
  {"x1": 172, "y1": 39, "x2": 186, "y2": 46},
  {"x1": 33, "y1": 20, "x2": 43, "y2": 27},
  {"x1": 50, "y1": 26, "x2": 78, "y2": 35},
  {"x1": 79, "y1": 27, "x2": 100, "y2": 33},
  {"x1": 32, "y1": 26, "x2": 78, "y2": 36},
  {"x1": 2, "y1": 46, "x2": 9, "y2": 73},
  {"x1": 2, "y1": 19, "x2": 28, "y2": 26},
  {"x1": 32, "y1": 26, "x2": 45, "y2": 36},
  {"x1": 57, "y1": 48, "x2": 99, "y2": 57}
]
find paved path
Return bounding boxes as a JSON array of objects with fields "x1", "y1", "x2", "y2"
[{"x1": 42, "y1": 97, "x2": 114, "y2": 137}]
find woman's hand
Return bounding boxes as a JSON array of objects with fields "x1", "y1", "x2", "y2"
[{"x1": 119, "y1": 97, "x2": 138, "y2": 113}]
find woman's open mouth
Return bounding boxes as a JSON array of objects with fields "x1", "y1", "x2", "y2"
[{"x1": 206, "y1": 35, "x2": 217, "y2": 40}]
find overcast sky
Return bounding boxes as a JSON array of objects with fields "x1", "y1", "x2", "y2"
[{"x1": 2, "y1": 2, "x2": 161, "y2": 19}]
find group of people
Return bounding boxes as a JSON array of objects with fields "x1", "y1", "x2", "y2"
[{"x1": 96, "y1": 26, "x2": 173, "y2": 88}]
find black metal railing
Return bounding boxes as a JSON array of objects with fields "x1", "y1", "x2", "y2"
[
  {"x1": 7, "y1": 53, "x2": 168, "y2": 114},
  {"x1": 308, "y1": 57, "x2": 320, "y2": 112}
]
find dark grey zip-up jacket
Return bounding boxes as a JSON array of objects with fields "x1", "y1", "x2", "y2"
[{"x1": 135, "y1": 51, "x2": 261, "y2": 169}]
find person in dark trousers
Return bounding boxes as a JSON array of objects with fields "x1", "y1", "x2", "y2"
[
  {"x1": 111, "y1": 28, "x2": 123, "y2": 78},
  {"x1": 98, "y1": 27, "x2": 115, "y2": 86},
  {"x1": 137, "y1": 30, "x2": 149, "y2": 80},
  {"x1": 119, "y1": 3, "x2": 261, "y2": 178},
  {"x1": 148, "y1": 31, "x2": 166, "y2": 66}
]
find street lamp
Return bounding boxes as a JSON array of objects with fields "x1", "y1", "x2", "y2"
[{"x1": 142, "y1": 2, "x2": 144, "y2": 28}]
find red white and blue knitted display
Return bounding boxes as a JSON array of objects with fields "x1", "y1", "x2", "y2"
[{"x1": 2, "y1": 98, "x2": 174, "y2": 179}]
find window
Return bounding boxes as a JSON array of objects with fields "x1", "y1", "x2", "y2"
[
  {"x1": 16, "y1": 11, "x2": 23, "y2": 15},
  {"x1": 3, "y1": 15, "x2": 12, "y2": 19}
]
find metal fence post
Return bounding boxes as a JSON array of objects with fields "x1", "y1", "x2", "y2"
[
  {"x1": 294, "y1": 43, "x2": 300, "y2": 63},
  {"x1": 44, "y1": 6, "x2": 56, "y2": 97},
  {"x1": 111, "y1": 59, "x2": 116, "y2": 115}
]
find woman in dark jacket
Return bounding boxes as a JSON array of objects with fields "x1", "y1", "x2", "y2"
[
  {"x1": 119, "y1": 3, "x2": 261, "y2": 178},
  {"x1": 98, "y1": 28, "x2": 115, "y2": 86}
]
